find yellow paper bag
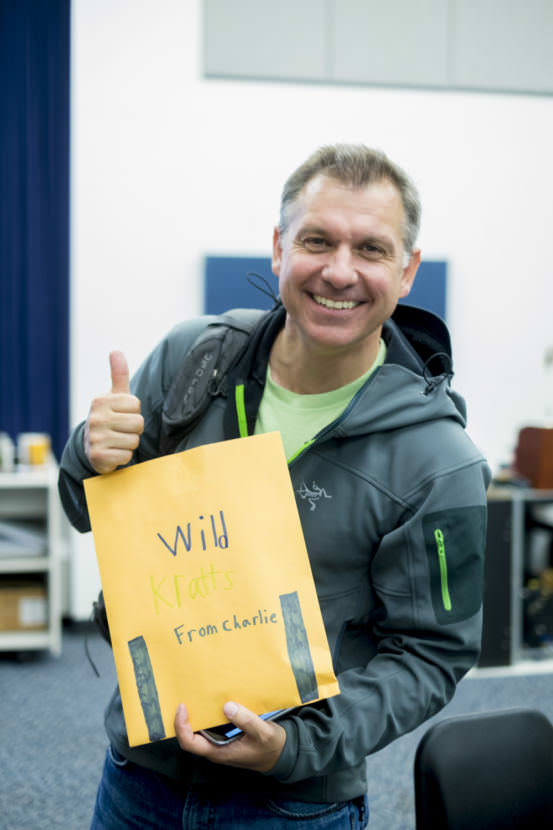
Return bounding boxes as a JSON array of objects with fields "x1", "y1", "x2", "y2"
[{"x1": 84, "y1": 432, "x2": 339, "y2": 746}]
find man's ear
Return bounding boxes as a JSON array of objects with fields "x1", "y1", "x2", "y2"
[
  {"x1": 272, "y1": 226, "x2": 282, "y2": 277},
  {"x1": 399, "y1": 249, "x2": 421, "y2": 298}
]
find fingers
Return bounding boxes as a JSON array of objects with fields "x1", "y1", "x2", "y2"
[
  {"x1": 84, "y1": 352, "x2": 144, "y2": 474},
  {"x1": 174, "y1": 701, "x2": 286, "y2": 773},
  {"x1": 109, "y1": 350, "x2": 131, "y2": 394},
  {"x1": 85, "y1": 412, "x2": 144, "y2": 473},
  {"x1": 174, "y1": 704, "x2": 217, "y2": 757}
]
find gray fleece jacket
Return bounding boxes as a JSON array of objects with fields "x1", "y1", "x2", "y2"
[{"x1": 58, "y1": 302, "x2": 490, "y2": 803}]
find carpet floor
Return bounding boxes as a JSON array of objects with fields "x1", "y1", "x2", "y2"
[{"x1": 1, "y1": 624, "x2": 553, "y2": 829}]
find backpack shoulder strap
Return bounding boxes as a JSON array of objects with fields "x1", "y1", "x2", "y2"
[{"x1": 159, "y1": 308, "x2": 267, "y2": 454}]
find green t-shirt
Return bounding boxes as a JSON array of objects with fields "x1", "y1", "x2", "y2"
[{"x1": 255, "y1": 339, "x2": 387, "y2": 461}]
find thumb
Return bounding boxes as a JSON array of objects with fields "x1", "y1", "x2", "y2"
[
  {"x1": 109, "y1": 350, "x2": 131, "y2": 394},
  {"x1": 222, "y1": 701, "x2": 258, "y2": 735}
]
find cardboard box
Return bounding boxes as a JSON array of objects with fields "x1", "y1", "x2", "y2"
[{"x1": 0, "y1": 581, "x2": 48, "y2": 630}]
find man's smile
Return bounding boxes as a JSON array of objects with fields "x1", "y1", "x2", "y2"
[{"x1": 312, "y1": 294, "x2": 362, "y2": 311}]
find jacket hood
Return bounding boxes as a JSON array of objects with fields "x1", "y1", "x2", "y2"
[{"x1": 336, "y1": 303, "x2": 467, "y2": 438}]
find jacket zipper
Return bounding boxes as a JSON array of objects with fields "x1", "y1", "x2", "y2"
[
  {"x1": 288, "y1": 378, "x2": 376, "y2": 465},
  {"x1": 234, "y1": 370, "x2": 381, "y2": 465},
  {"x1": 235, "y1": 383, "x2": 315, "y2": 462},
  {"x1": 434, "y1": 528, "x2": 452, "y2": 612},
  {"x1": 234, "y1": 366, "x2": 380, "y2": 464}
]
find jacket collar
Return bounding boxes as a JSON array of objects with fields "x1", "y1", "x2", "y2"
[{"x1": 223, "y1": 302, "x2": 454, "y2": 439}]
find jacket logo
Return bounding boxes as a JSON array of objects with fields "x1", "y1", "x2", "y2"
[{"x1": 296, "y1": 481, "x2": 332, "y2": 512}]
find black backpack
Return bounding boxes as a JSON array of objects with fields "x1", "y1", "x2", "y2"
[{"x1": 91, "y1": 308, "x2": 268, "y2": 648}]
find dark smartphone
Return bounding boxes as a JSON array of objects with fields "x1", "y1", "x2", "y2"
[{"x1": 200, "y1": 708, "x2": 292, "y2": 745}]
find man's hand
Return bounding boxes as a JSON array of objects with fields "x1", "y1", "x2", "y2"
[
  {"x1": 84, "y1": 351, "x2": 144, "y2": 474},
  {"x1": 174, "y1": 702, "x2": 286, "y2": 773}
]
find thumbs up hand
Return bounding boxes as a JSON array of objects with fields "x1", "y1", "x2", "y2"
[{"x1": 84, "y1": 351, "x2": 145, "y2": 474}]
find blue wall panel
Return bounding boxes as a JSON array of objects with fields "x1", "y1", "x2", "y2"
[{"x1": 205, "y1": 255, "x2": 447, "y2": 320}]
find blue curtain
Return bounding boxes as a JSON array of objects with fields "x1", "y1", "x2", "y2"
[{"x1": 0, "y1": 0, "x2": 70, "y2": 461}]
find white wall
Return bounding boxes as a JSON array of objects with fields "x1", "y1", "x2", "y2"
[{"x1": 69, "y1": 0, "x2": 553, "y2": 617}]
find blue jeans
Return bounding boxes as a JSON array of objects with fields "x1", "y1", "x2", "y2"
[{"x1": 90, "y1": 745, "x2": 369, "y2": 829}]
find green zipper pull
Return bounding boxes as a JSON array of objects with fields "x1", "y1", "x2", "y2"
[{"x1": 434, "y1": 528, "x2": 452, "y2": 612}]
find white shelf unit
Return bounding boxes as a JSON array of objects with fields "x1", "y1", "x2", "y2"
[{"x1": 0, "y1": 464, "x2": 64, "y2": 656}]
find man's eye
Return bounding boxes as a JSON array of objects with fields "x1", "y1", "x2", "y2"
[
  {"x1": 303, "y1": 236, "x2": 329, "y2": 251},
  {"x1": 359, "y1": 244, "x2": 384, "y2": 259}
]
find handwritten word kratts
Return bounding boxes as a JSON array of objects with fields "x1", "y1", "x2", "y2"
[
  {"x1": 174, "y1": 608, "x2": 278, "y2": 644},
  {"x1": 150, "y1": 563, "x2": 234, "y2": 614}
]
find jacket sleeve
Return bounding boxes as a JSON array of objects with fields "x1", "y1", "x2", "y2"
[
  {"x1": 268, "y1": 458, "x2": 491, "y2": 783},
  {"x1": 58, "y1": 317, "x2": 213, "y2": 532}
]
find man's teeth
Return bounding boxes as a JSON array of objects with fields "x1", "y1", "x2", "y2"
[{"x1": 313, "y1": 295, "x2": 359, "y2": 310}]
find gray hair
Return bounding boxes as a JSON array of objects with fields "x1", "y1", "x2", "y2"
[{"x1": 279, "y1": 143, "x2": 421, "y2": 254}]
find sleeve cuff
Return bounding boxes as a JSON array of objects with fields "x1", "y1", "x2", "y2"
[{"x1": 261, "y1": 718, "x2": 298, "y2": 781}]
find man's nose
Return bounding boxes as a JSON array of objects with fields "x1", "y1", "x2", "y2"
[{"x1": 321, "y1": 245, "x2": 357, "y2": 287}]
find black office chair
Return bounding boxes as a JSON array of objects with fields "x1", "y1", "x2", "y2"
[{"x1": 414, "y1": 708, "x2": 553, "y2": 829}]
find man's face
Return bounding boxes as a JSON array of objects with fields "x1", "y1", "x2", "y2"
[{"x1": 272, "y1": 174, "x2": 420, "y2": 358}]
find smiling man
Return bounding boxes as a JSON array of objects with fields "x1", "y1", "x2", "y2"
[
  {"x1": 59, "y1": 144, "x2": 490, "y2": 830},
  {"x1": 270, "y1": 171, "x2": 420, "y2": 391}
]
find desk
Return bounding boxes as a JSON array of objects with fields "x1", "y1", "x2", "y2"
[{"x1": 479, "y1": 487, "x2": 553, "y2": 667}]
